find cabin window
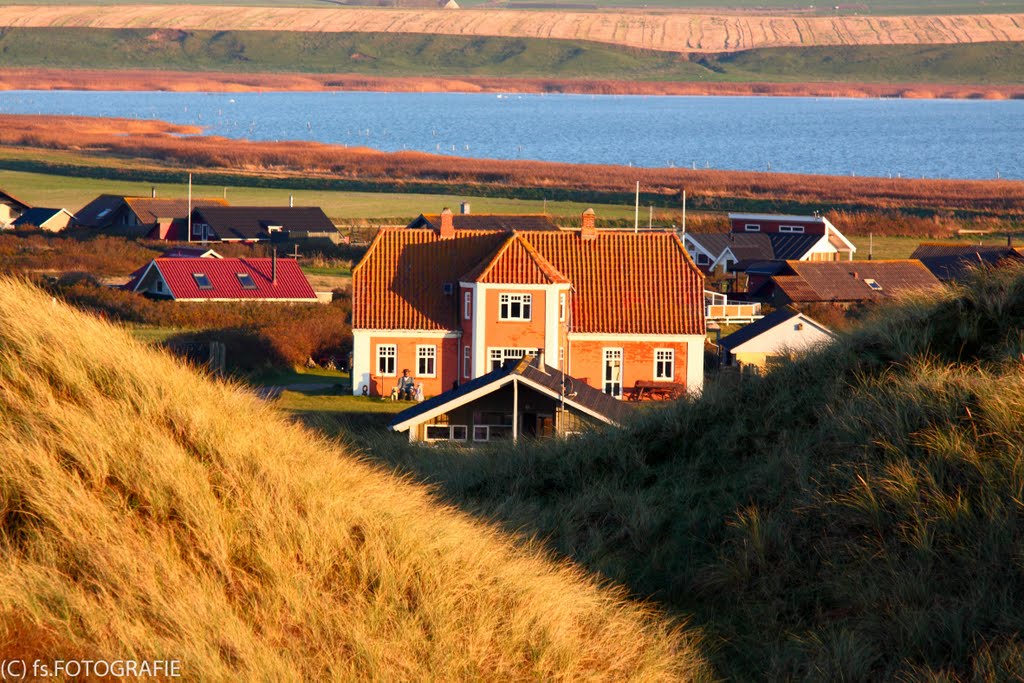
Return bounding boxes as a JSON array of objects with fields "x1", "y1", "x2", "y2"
[
  {"x1": 559, "y1": 292, "x2": 566, "y2": 322},
  {"x1": 463, "y1": 345, "x2": 471, "y2": 379},
  {"x1": 696, "y1": 253, "x2": 710, "y2": 266},
  {"x1": 654, "y1": 349, "x2": 675, "y2": 380},
  {"x1": 864, "y1": 278, "x2": 883, "y2": 291},
  {"x1": 779, "y1": 225, "x2": 805, "y2": 233},
  {"x1": 744, "y1": 224, "x2": 761, "y2": 232},
  {"x1": 603, "y1": 348, "x2": 623, "y2": 398},
  {"x1": 192, "y1": 273, "x2": 213, "y2": 290},
  {"x1": 377, "y1": 344, "x2": 396, "y2": 376},
  {"x1": 473, "y1": 426, "x2": 489, "y2": 442},
  {"x1": 416, "y1": 345, "x2": 436, "y2": 377},
  {"x1": 499, "y1": 293, "x2": 532, "y2": 321},
  {"x1": 236, "y1": 273, "x2": 257, "y2": 289},
  {"x1": 451, "y1": 425, "x2": 468, "y2": 441},
  {"x1": 464, "y1": 291, "x2": 472, "y2": 320},
  {"x1": 155, "y1": 280, "x2": 163, "y2": 293},
  {"x1": 425, "y1": 425, "x2": 450, "y2": 441}
]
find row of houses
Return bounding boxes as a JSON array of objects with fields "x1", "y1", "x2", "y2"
[{"x1": 1, "y1": 190, "x2": 338, "y2": 243}]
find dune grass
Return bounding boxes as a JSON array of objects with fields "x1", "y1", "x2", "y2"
[
  {"x1": 0, "y1": 28, "x2": 1024, "y2": 84},
  {"x1": 360, "y1": 265, "x2": 1024, "y2": 680},
  {"x1": 0, "y1": 277, "x2": 707, "y2": 680}
]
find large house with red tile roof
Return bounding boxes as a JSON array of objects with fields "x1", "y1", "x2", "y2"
[
  {"x1": 126, "y1": 254, "x2": 318, "y2": 302},
  {"x1": 352, "y1": 208, "x2": 706, "y2": 399}
]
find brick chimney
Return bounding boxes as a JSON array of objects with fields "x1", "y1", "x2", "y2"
[
  {"x1": 439, "y1": 207, "x2": 455, "y2": 239},
  {"x1": 580, "y1": 208, "x2": 597, "y2": 241}
]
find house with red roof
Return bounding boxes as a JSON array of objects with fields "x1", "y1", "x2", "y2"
[
  {"x1": 126, "y1": 254, "x2": 318, "y2": 302},
  {"x1": 352, "y1": 208, "x2": 706, "y2": 399}
]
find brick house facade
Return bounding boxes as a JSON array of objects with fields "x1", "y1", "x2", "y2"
[{"x1": 351, "y1": 209, "x2": 706, "y2": 399}]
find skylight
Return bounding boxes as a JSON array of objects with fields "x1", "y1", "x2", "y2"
[
  {"x1": 193, "y1": 273, "x2": 213, "y2": 290},
  {"x1": 864, "y1": 278, "x2": 883, "y2": 291},
  {"x1": 237, "y1": 273, "x2": 258, "y2": 289}
]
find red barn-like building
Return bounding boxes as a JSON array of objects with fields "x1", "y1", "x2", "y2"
[{"x1": 351, "y1": 209, "x2": 707, "y2": 399}]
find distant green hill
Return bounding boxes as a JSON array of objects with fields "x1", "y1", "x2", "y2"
[
  {"x1": 368, "y1": 266, "x2": 1024, "y2": 680},
  {"x1": 1, "y1": 27, "x2": 1024, "y2": 84}
]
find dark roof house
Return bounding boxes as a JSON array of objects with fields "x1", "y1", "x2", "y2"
[
  {"x1": 406, "y1": 212, "x2": 559, "y2": 233},
  {"x1": 911, "y1": 242, "x2": 1024, "y2": 281},
  {"x1": 73, "y1": 195, "x2": 230, "y2": 238},
  {"x1": 389, "y1": 354, "x2": 632, "y2": 444},
  {"x1": 0, "y1": 188, "x2": 31, "y2": 227},
  {"x1": 10, "y1": 207, "x2": 75, "y2": 232},
  {"x1": 769, "y1": 260, "x2": 942, "y2": 305},
  {"x1": 190, "y1": 206, "x2": 336, "y2": 242}
]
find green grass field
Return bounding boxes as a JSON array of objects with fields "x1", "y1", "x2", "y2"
[
  {"x1": 1, "y1": 28, "x2": 1023, "y2": 84},
  {"x1": 0, "y1": 168, "x2": 647, "y2": 224}
]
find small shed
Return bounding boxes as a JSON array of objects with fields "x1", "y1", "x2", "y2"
[
  {"x1": 10, "y1": 207, "x2": 75, "y2": 232},
  {"x1": 389, "y1": 355, "x2": 631, "y2": 444},
  {"x1": 719, "y1": 306, "x2": 832, "y2": 372}
]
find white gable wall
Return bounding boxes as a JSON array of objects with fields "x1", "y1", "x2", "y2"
[{"x1": 730, "y1": 314, "x2": 832, "y2": 357}]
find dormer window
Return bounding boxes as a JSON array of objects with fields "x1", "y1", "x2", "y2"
[
  {"x1": 237, "y1": 273, "x2": 257, "y2": 289},
  {"x1": 193, "y1": 273, "x2": 213, "y2": 290}
]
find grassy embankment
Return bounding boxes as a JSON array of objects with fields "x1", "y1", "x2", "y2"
[
  {"x1": 0, "y1": 29, "x2": 1024, "y2": 86},
  {"x1": 0, "y1": 277, "x2": 707, "y2": 679},
  {"x1": 354, "y1": 265, "x2": 1024, "y2": 680}
]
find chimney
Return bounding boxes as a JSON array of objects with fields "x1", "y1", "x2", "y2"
[
  {"x1": 439, "y1": 207, "x2": 455, "y2": 239},
  {"x1": 272, "y1": 247, "x2": 278, "y2": 286},
  {"x1": 851, "y1": 271, "x2": 859, "y2": 279},
  {"x1": 151, "y1": 186, "x2": 156, "y2": 199},
  {"x1": 1008, "y1": 234, "x2": 1013, "y2": 248},
  {"x1": 536, "y1": 349, "x2": 546, "y2": 373},
  {"x1": 580, "y1": 208, "x2": 597, "y2": 241},
  {"x1": 460, "y1": 201, "x2": 471, "y2": 215}
]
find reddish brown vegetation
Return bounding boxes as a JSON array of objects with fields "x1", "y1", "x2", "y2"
[
  {"x1": 3, "y1": 114, "x2": 1023, "y2": 220},
  {"x1": 2, "y1": 68, "x2": 1023, "y2": 100}
]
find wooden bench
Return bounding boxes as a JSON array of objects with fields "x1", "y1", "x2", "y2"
[{"x1": 626, "y1": 380, "x2": 686, "y2": 401}]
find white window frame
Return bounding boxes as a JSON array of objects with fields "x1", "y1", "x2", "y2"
[
  {"x1": 416, "y1": 345, "x2": 437, "y2": 378},
  {"x1": 192, "y1": 273, "x2": 213, "y2": 290},
  {"x1": 779, "y1": 225, "x2": 805, "y2": 233},
  {"x1": 559, "y1": 292, "x2": 566, "y2": 322},
  {"x1": 463, "y1": 345, "x2": 471, "y2": 379},
  {"x1": 488, "y1": 347, "x2": 536, "y2": 371},
  {"x1": 864, "y1": 278, "x2": 883, "y2": 291},
  {"x1": 424, "y1": 424, "x2": 451, "y2": 442},
  {"x1": 376, "y1": 344, "x2": 397, "y2": 377},
  {"x1": 473, "y1": 425, "x2": 489, "y2": 442},
  {"x1": 464, "y1": 291, "x2": 472, "y2": 320},
  {"x1": 603, "y1": 348, "x2": 623, "y2": 398},
  {"x1": 696, "y1": 253, "x2": 710, "y2": 265},
  {"x1": 744, "y1": 224, "x2": 761, "y2": 232},
  {"x1": 498, "y1": 293, "x2": 532, "y2": 321},
  {"x1": 654, "y1": 348, "x2": 675, "y2": 381}
]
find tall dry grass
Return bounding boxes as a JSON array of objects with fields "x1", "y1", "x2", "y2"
[
  {"x1": 0, "y1": 277, "x2": 707, "y2": 680},
  {"x1": 3, "y1": 68, "x2": 1024, "y2": 100}
]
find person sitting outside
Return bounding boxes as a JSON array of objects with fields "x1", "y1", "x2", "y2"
[{"x1": 397, "y1": 369, "x2": 416, "y2": 401}]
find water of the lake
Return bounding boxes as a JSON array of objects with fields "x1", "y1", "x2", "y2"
[{"x1": 2, "y1": 90, "x2": 1021, "y2": 180}]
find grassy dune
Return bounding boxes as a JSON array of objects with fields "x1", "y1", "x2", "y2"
[
  {"x1": 1, "y1": 29, "x2": 1024, "y2": 85},
  {"x1": 364, "y1": 266, "x2": 1024, "y2": 679},
  {"x1": 0, "y1": 278, "x2": 705, "y2": 680},
  {"x1": 1, "y1": 5, "x2": 1024, "y2": 53}
]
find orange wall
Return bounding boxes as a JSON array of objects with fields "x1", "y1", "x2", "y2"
[
  {"x1": 483, "y1": 288, "x2": 548, "y2": 351},
  {"x1": 568, "y1": 340, "x2": 690, "y2": 393},
  {"x1": 364, "y1": 335, "x2": 460, "y2": 398}
]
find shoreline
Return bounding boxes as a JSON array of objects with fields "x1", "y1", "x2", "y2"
[{"x1": 1, "y1": 68, "x2": 1022, "y2": 100}]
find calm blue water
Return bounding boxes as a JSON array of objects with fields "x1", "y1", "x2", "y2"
[{"x1": 1, "y1": 90, "x2": 1021, "y2": 180}]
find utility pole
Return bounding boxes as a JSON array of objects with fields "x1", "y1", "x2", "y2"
[
  {"x1": 681, "y1": 189, "x2": 687, "y2": 235},
  {"x1": 648, "y1": 205, "x2": 652, "y2": 230},
  {"x1": 187, "y1": 172, "x2": 192, "y2": 244},
  {"x1": 634, "y1": 181, "x2": 639, "y2": 233}
]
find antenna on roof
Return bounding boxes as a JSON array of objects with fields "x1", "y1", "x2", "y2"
[{"x1": 186, "y1": 173, "x2": 192, "y2": 245}]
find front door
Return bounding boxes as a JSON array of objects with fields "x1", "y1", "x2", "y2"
[{"x1": 603, "y1": 348, "x2": 622, "y2": 397}]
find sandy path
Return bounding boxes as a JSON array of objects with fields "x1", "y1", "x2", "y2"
[{"x1": 0, "y1": 5, "x2": 1023, "y2": 53}]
